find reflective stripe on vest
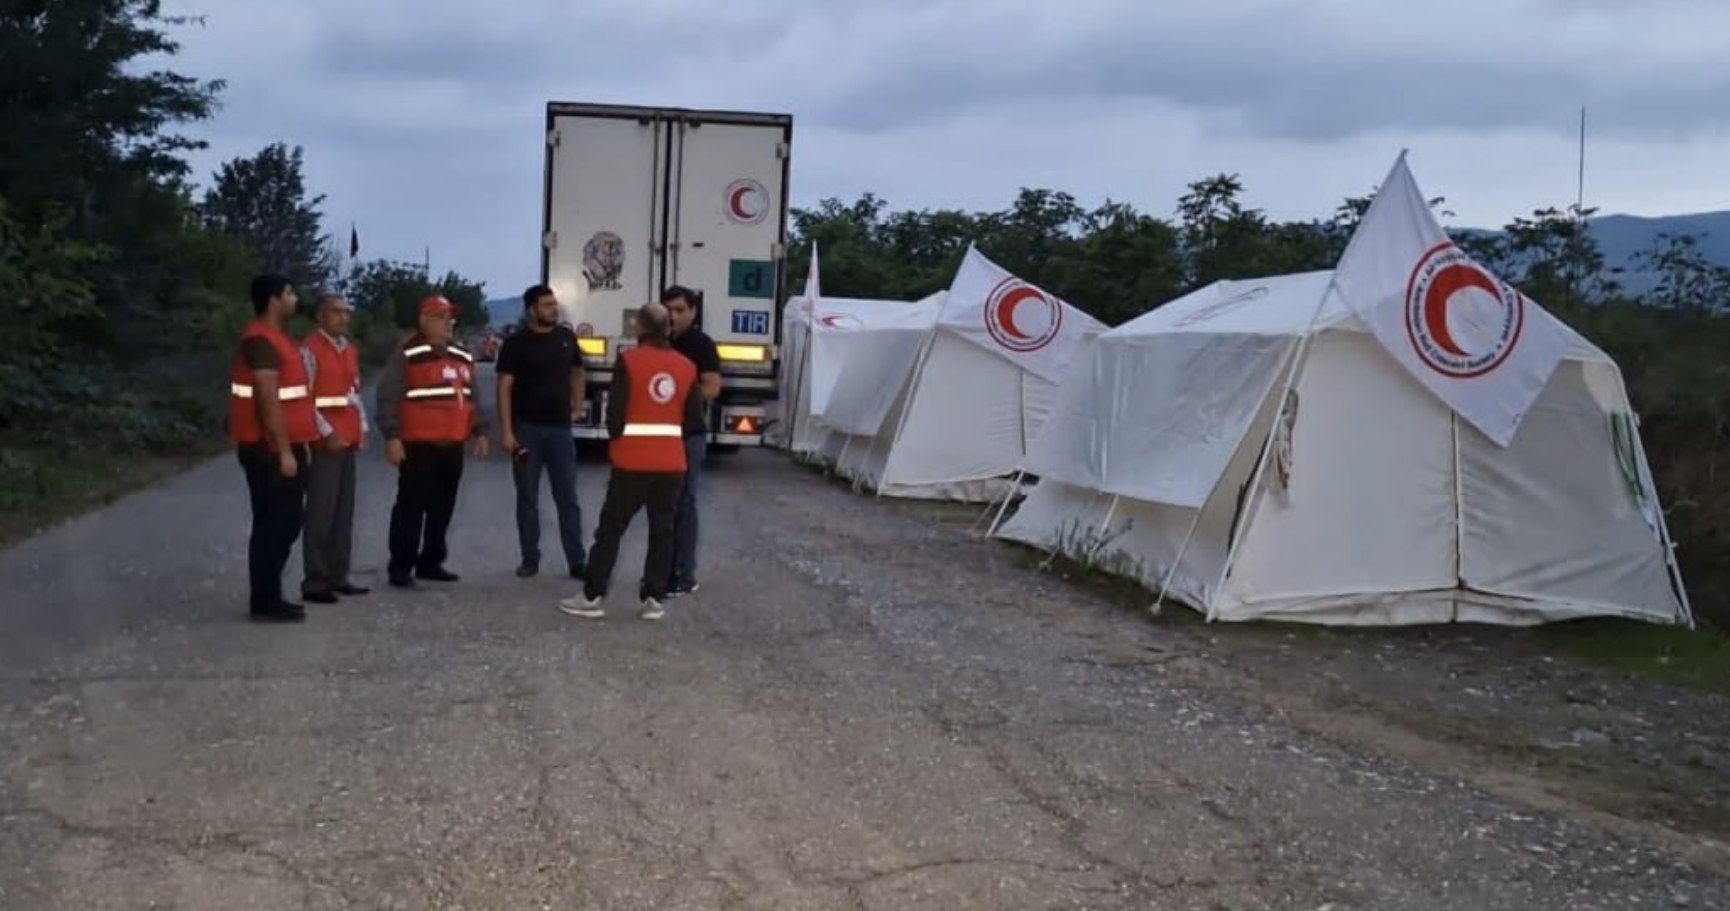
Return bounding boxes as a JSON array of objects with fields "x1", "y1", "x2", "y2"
[
  {"x1": 314, "y1": 396, "x2": 352, "y2": 408},
  {"x1": 231, "y1": 382, "x2": 310, "y2": 400},
  {"x1": 397, "y1": 335, "x2": 476, "y2": 443},
  {"x1": 230, "y1": 320, "x2": 322, "y2": 447},
  {"x1": 621, "y1": 423, "x2": 682, "y2": 437},
  {"x1": 404, "y1": 343, "x2": 474, "y2": 363}
]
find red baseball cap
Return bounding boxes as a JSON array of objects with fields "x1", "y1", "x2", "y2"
[{"x1": 420, "y1": 295, "x2": 455, "y2": 318}]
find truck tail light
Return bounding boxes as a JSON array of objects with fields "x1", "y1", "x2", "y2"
[
  {"x1": 716, "y1": 344, "x2": 767, "y2": 363},
  {"x1": 725, "y1": 415, "x2": 760, "y2": 435}
]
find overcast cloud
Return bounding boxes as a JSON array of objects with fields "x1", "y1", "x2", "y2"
[{"x1": 158, "y1": 0, "x2": 1730, "y2": 296}]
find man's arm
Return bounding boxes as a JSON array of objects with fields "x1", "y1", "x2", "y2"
[
  {"x1": 696, "y1": 336, "x2": 722, "y2": 401},
  {"x1": 570, "y1": 362, "x2": 587, "y2": 421},
  {"x1": 683, "y1": 373, "x2": 705, "y2": 431},
  {"x1": 495, "y1": 337, "x2": 517, "y2": 442},
  {"x1": 469, "y1": 381, "x2": 489, "y2": 437},
  {"x1": 243, "y1": 338, "x2": 291, "y2": 452},
  {"x1": 606, "y1": 355, "x2": 629, "y2": 438},
  {"x1": 373, "y1": 345, "x2": 407, "y2": 441},
  {"x1": 301, "y1": 346, "x2": 335, "y2": 439}
]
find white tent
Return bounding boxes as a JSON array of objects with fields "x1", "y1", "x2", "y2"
[
  {"x1": 995, "y1": 270, "x2": 1691, "y2": 627},
  {"x1": 820, "y1": 293, "x2": 1106, "y2": 502},
  {"x1": 771, "y1": 293, "x2": 929, "y2": 458}
]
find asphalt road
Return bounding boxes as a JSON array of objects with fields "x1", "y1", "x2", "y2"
[{"x1": 3, "y1": 367, "x2": 1728, "y2": 909}]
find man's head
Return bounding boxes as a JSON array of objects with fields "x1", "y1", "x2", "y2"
[
  {"x1": 419, "y1": 295, "x2": 457, "y2": 345},
  {"x1": 522, "y1": 283, "x2": 559, "y2": 330},
  {"x1": 661, "y1": 285, "x2": 698, "y2": 335},
  {"x1": 635, "y1": 301, "x2": 671, "y2": 345},
  {"x1": 250, "y1": 274, "x2": 297, "y2": 320},
  {"x1": 315, "y1": 293, "x2": 352, "y2": 338}
]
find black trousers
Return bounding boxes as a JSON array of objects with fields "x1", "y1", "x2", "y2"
[
  {"x1": 584, "y1": 469, "x2": 684, "y2": 602},
  {"x1": 238, "y1": 443, "x2": 310, "y2": 610},
  {"x1": 387, "y1": 442, "x2": 465, "y2": 577}
]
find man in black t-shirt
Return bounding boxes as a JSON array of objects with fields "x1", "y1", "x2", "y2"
[
  {"x1": 496, "y1": 284, "x2": 588, "y2": 579},
  {"x1": 662, "y1": 285, "x2": 722, "y2": 597}
]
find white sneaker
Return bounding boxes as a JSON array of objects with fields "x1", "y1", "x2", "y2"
[
  {"x1": 559, "y1": 594, "x2": 605, "y2": 619},
  {"x1": 638, "y1": 597, "x2": 665, "y2": 621}
]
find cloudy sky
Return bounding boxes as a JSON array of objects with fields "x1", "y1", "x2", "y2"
[{"x1": 158, "y1": 0, "x2": 1730, "y2": 297}]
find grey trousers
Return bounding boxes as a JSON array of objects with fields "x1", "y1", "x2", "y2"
[{"x1": 302, "y1": 446, "x2": 357, "y2": 594}]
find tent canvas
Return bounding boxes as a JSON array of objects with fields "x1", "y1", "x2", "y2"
[
  {"x1": 995, "y1": 270, "x2": 1690, "y2": 627},
  {"x1": 770, "y1": 293, "x2": 928, "y2": 457},
  {"x1": 821, "y1": 292, "x2": 1105, "y2": 502}
]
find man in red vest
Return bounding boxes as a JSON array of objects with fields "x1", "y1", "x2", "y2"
[
  {"x1": 230, "y1": 274, "x2": 321, "y2": 623},
  {"x1": 559, "y1": 301, "x2": 702, "y2": 621},
  {"x1": 299, "y1": 292, "x2": 372, "y2": 604},
  {"x1": 374, "y1": 295, "x2": 491, "y2": 588}
]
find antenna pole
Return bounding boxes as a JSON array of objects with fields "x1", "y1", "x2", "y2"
[{"x1": 1576, "y1": 106, "x2": 1587, "y2": 218}]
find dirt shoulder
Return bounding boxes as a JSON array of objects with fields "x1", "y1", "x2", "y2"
[{"x1": 896, "y1": 495, "x2": 1730, "y2": 873}]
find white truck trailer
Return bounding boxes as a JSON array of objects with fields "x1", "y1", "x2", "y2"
[{"x1": 539, "y1": 100, "x2": 793, "y2": 450}]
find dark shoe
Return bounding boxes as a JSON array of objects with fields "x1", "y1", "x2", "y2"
[
  {"x1": 388, "y1": 573, "x2": 416, "y2": 589},
  {"x1": 335, "y1": 583, "x2": 370, "y2": 596},
  {"x1": 302, "y1": 590, "x2": 338, "y2": 605},
  {"x1": 516, "y1": 564, "x2": 539, "y2": 578},
  {"x1": 250, "y1": 602, "x2": 306, "y2": 623},
  {"x1": 667, "y1": 579, "x2": 700, "y2": 598},
  {"x1": 416, "y1": 567, "x2": 460, "y2": 582}
]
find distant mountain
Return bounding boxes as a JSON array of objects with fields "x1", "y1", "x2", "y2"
[
  {"x1": 1585, "y1": 211, "x2": 1730, "y2": 291},
  {"x1": 1458, "y1": 210, "x2": 1730, "y2": 295},
  {"x1": 482, "y1": 298, "x2": 521, "y2": 330}
]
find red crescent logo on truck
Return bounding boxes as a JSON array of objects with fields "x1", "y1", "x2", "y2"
[{"x1": 725, "y1": 179, "x2": 769, "y2": 224}]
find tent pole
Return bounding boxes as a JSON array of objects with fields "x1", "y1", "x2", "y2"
[
  {"x1": 1450, "y1": 411, "x2": 1464, "y2": 623},
  {"x1": 1150, "y1": 507, "x2": 1205, "y2": 615},
  {"x1": 1207, "y1": 279, "x2": 1339, "y2": 623},
  {"x1": 978, "y1": 469, "x2": 1025, "y2": 537},
  {"x1": 875, "y1": 327, "x2": 938, "y2": 500},
  {"x1": 1608, "y1": 369, "x2": 1695, "y2": 628},
  {"x1": 832, "y1": 435, "x2": 851, "y2": 480}
]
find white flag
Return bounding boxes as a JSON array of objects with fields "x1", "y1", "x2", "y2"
[
  {"x1": 937, "y1": 245, "x2": 1097, "y2": 382},
  {"x1": 1331, "y1": 153, "x2": 1571, "y2": 447}
]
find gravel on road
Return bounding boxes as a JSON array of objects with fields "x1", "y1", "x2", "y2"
[{"x1": 2, "y1": 403, "x2": 1726, "y2": 909}]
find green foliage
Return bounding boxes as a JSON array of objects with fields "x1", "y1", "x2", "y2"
[
  {"x1": 0, "y1": 0, "x2": 491, "y2": 478},
  {"x1": 788, "y1": 178, "x2": 1730, "y2": 628},
  {"x1": 200, "y1": 142, "x2": 337, "y2": 292},
  {"x1": 345, "y1": 259, "x2": 488, "y2": 330}
]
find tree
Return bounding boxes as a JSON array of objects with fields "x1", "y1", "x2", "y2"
[
  {"x1": 346, "y1": 260, "x2": 488, "y2": 330},
  {"x1": 200, "y1": 143, "x2": 336, "y2": 292},
  {"x1": 0, "y1": 0, "x2": 223, "y2": 216}
]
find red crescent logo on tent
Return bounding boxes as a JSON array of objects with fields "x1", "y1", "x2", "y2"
[
  {"x1": 1404, "y1": 241, "x2": 1525, "y2": 378},
  {"x1": 982, "y1": 278, "x2": 1063, "y2": 353},
  {"x1": 648, "y1": 371, "x2": 677, "y2": 404},
  {"x1": 816, "y1": 313, "x2": 862, "y2": 330},
  {"x1": 724, "y1": 179, "x2": 768, "y2": 224}
]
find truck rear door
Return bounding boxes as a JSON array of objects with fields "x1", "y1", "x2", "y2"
[
  {"x1": 667, "y1": 117, "x2": 790, "y2": 394},
  {"x1": 543, "y1": 110, "x2": 668, "y2": 362}
]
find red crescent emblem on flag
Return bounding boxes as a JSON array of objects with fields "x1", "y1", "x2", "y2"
[
  {"x1": 982, "y1": 279, "x2": 1063, "y2": 353},
  {"x1": 1404, "y1": 241, "x2": 1525, "y2": 378}
]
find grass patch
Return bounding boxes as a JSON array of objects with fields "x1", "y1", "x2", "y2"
[
  {"x1": 1539, "y1": 617, "x2": 1730, "y2": 695},
  {"x1": 0, "y1": 440, "x2": 227, "y2": 549}
]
